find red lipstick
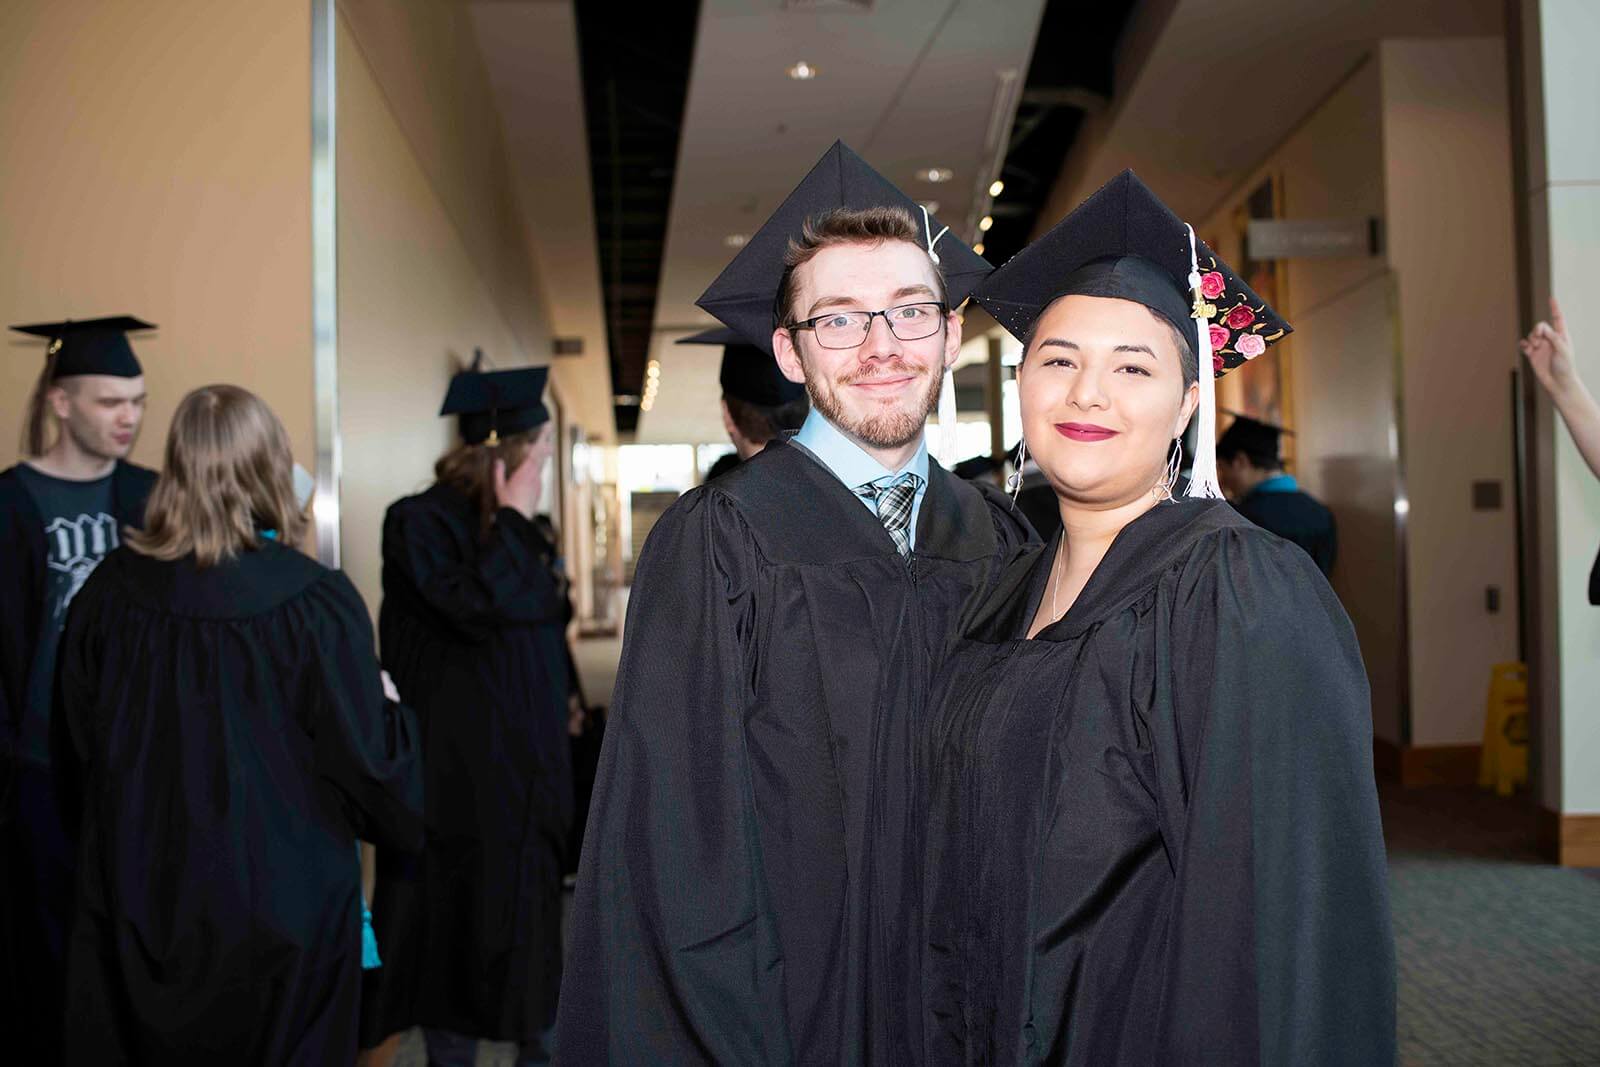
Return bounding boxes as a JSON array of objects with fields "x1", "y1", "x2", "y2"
[{"x1": 1054, "y1": 422, "x2": 1118, "y2": 442}]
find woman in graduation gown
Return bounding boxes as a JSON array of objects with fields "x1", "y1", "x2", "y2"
[
  {"x1": 51, "y1": 385, "x2": 424, "y2": 1064},
  {"x1": 922, "y1": 172, "x2": 1395, "y2": 1065},
  {"x1": 360, "y1": 364, "x2": 571, "y2": 1064}
]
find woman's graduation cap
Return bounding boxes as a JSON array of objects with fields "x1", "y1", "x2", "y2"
[
  {"x1": 972, "y1": 170, "x2": 1291, "y2": 498},
  {"x1": 677, "y1": 326, "x2": 807, "y2": 408},
  {"x1": 440, "y1": 353, "x2": 550, "y2": 445},
  {"x1": 695, "y1": 141, "x2": 992, "y2": 356},
  {"x1": 10, "y1": 315, "x2": 154, "y2": 378}
]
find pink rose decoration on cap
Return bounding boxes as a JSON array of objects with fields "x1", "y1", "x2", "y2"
[
  {"x1": 1208, "y1": 324, "x2": 1230, "y2": 350},
  {"x1": 1212, "y1": 352, "x2": 1225, "y2": 373},
  {"x1": 1235, "y1": 332, "x2": 1266, "y2": 358},
  {"x1": 1200, "y1": 271, "x2": 1226, "y2": 299},
  {"x1": 1224, "y1": 305, "x2": 1256, "y2": 330}
]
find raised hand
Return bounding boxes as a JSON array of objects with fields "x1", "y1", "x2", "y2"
[
  {"x1": 1519, "y1": 297, "x2": 1575, "y2": 395},
  {"x1": 494, "y1": 452, "x2": 543, "y2": 520}
]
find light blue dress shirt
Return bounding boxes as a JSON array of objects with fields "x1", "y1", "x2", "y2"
[{"x1": 791, "y1": 408, "x2": 929, "y2": 550}]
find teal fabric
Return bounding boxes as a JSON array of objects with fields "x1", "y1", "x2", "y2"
[
  {"x1": 359, "y1": 845, "x2": 381, "y2": 969},
  {"x1": 1253, "y1": 474, "x2": 1299, "y2": 494}
]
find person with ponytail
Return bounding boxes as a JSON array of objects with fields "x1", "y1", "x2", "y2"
[
  {"x1": 50, "y1": 384, "x2": 422, "y2": 1062},
  {"x1": 359, "y1": 361, "x2": 570, "y2": 1066},
  {"x1": 920, "y1": 173, "x2": 1395, "y2": 1064},
  {"x1": 0, "y1": 316, "x2": 158, "y2": 1064}
]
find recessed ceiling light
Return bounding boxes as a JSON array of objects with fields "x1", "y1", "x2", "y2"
[
  {"x1": 973, "y1": 242, "x2": 985, "y2": 256},
  {"x1": 916, "y1": 167, "x2": 954, "y2": 184},
  {"x1": 988, "y1": 179, "x2": 1005, "y2": 197},
  {"x1": 724, "y1": 233, "x2": 748, "y2": 248},
  {"x1": 787, "y1": 61, "x2": 818, "y2": 80},
  {"x1": 615, "y1": 394, "x2": 641, "y2": 406},
  {"x1": 918, "y1": 200, "x2": 940, "y2": 215},
  {"x1": 978, "y1": 215, "x2": 994, "y2": 232}
]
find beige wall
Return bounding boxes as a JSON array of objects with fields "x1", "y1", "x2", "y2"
[
  {"x1": 0, "y1": 0, "x2": 314, "y2": 471},
  {"x1": 1196, "y1": 60, "x2": 1408, "y2": 744},
  {"x1": 1380, "y1": 38, "x2": 1522, "y2": 747},
  {"x1": 335, "y1": 7, "x2": 556, "y2": 613}
]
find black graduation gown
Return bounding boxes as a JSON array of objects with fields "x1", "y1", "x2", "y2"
[
  {"x1": 1234, "y1": 486, "x2": 1337, "y2": 578},
  {"x1": 361, "y1": 484, "x2": 572, "y2": 1045},
  {"x1": 0, "y1": 459, "x2": 156, "y2": 1065},
  {"x1": 923, "y1": 501, "x2": 1395, "y2": 1066},
  {"x1": 50, "y1": 542, "x2": 424, "y2": 1065},
  {"x1": 557, "y1": 439, "x2": 1033, "y2": 1066}
]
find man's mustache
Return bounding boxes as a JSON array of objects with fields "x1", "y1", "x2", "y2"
[{"x1": 836, "y1": 359, "x2": 929, "y2": 386}]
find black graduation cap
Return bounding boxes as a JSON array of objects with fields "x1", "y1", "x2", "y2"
[
  {"x1": 10, "y1": 315, "x2": 154, "y2": 378},
  {"x1": 1216, "y1": 415, "x2": 1284, "y2": 465},
  {"x1": 439, "y1": 354, "x2": 550, "y2": 445},
  {"x1": 677, "y1": 326, "x2": 808, "y2": 408},
  {"x1": 696, "y1": 141, "x2": 991, "y2": 356},
  {"x1": 972, "y1": 170, "x2": 1291, "y2": 498}
]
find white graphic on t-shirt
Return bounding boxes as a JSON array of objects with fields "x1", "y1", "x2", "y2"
[{"x1": 45, "y1": 512, "x2": 120, "y2": 623}]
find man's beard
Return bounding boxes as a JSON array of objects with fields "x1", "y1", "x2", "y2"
[{"x1": 804, "y1": 356, "x2": 944, "y2": 450}]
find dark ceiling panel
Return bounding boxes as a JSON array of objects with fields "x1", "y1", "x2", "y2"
[{"x1": 576, "y1": 1, "x2": 701, "y2": 433}]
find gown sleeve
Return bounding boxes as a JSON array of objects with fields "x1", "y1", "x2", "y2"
[
  {"x1": 1155, "y1": 527, "x2": 1395, "y2": 1066},
  {"x1": 555, "y1": 488, "x2": 792, "y2": 1065},
  {"x1": 304, "y1": 572, "x2": 425, "y2": 855},
  {"x1": 50, "y1": 567, "x2": 112, "y2": 843},
  {"x1": 384, "y1": 500, "x2": 562, "y2": 642}
]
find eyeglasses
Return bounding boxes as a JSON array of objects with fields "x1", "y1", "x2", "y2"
[{"x1": 787, "y1": 301, "x2": 948, "y2": 350}]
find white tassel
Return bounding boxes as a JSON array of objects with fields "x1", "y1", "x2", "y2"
[
  {"x1": 937, "y1": 366, "x2": 959, "y2": 468},
  {"x1": 920, "y1": 203, "x2": 950, "y2": 266},
  {"x1": 1184, "y1": 224, "x2": 1224, "y2": 499}
]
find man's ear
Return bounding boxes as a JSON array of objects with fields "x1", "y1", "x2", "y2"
[
  {"x1": 772, "y1": 328, "x2": 806, "y2": 385},
  {"x1": 942, "y1": 310, "x2": 964, "y2": 369},
  {"x1": 46, "y1": 384, "x2": 73, "y2": 421}
]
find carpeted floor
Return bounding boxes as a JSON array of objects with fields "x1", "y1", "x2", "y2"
[{"x1": 1384, "y1": 785, "x2": 1600, "y2": 1066}]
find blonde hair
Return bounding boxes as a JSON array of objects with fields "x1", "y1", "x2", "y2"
[
  {"x1": 434, "y1": 430, "x2": 537, "y2": 534},
  {"x1": 126, "y1": 385, "x2": 308, "y2": 567}
]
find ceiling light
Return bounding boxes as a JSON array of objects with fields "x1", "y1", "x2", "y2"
[
  {"x1": 615, "y1": 394, "x2": 641, "y2": 406},
  {"x1": 646, "y1": 362, "x2": 661, "y2": 379},
  {"x1": 973, "y1": 242, "x2": 985, "y2": 256},
  {"x1": 916, "y1": 167, "x2": 954, "y2": 184},
  {"x1": 988, "y1": 179, "x2": 1005, "y2": 197},
  {"x1": 918, "y1": 200, "x2": 940, "y2": 216},
  {"x1": 787, "y1": 61, "x2": 818, "y2": 80},
  {"x1": 978, "y1": 215, "x2": 994, "y2": 232},
  {"x1": 723, "y1": 233, "x2": 748, "y2": 248}
]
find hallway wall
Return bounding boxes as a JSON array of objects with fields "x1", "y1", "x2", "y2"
[{"x1": 0, "y1": 0, "x2": 315, "y2": 470}]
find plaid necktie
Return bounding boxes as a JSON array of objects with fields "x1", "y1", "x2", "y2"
[{"x1": 858, "y1": 473, "x2": 920, "y2": 557}]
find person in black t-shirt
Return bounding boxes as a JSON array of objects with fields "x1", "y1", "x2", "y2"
[{"x1": 0, "y1": 316, "x2": 158, "y2": 1065}]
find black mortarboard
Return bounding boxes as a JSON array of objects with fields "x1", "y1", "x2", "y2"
[
  {"x1": 439, "y1": 356, "x2": 550, "y2": 445},
  {"x1": 10, "y1": 316, "x2": 153, "y2": 378},
  {"x1": 696, "y1": 141, "x2": 991, "y2": 357},
  {"x1": 1216, "y1": 415, "x2": 1283, "y2": 465},
  {"x1": 972, "y1": 170, "x2": 1291, "y2": 498},
  {"x1": 677, "y1": 326, "x2": 808, "y2": 409}
]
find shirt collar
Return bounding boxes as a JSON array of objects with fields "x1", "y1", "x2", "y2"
[
  {"x1": 1253, "y1": 473, "x2": 1299, "y2": 494},
  {"x1": 792, "y1": 407, "x2": 929, "y2": 493}
]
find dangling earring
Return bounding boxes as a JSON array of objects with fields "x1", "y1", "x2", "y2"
[
  {"x1": 1153, "y1": 438, "x2": 1182, "y2": 502},
  {"x1": 1006, "y1": 438, "x2": 1028, "y2": 501}
]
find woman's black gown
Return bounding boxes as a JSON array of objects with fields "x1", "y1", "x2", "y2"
[
  {"x1": 923, "y1": 500, "x2": 1395, "y2": 1065},
  {"x1": 361, "y1": 484, "x2": 572, "y2": 1045},
  {"x1": 52, "y1": 542, "x2": 424, "y2": 1065}
]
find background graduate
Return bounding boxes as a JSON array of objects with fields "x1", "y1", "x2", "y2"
[
  {"x1": 557, "y1": 142, "x2": 1032, "y2": 1064},
  {"x1": 922, "y1": 172, "x2": 1395, "y2": 1065},
  {"x1": 1216, "y1": 414, "x2": 1337, "y2": 576},
  {"x1": 51, "y1": 384, "x2": 423, "y2": 1063},
  {"x1": 360, "y1": 361, "x2": 571, "y2": 1066},
  {"x1": 677, "y1": 325, "x2": 810, "y2": 471},
  {"x1": 0, "y1": 316, "x2": 158, "y2": 1064}
]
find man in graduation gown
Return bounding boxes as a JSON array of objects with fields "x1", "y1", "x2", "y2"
[
  {"x1": 1216, "y1": 414, "x2": 1337, "y2": 576},
  {"x1": 0, "y1": 316, "x2": 158, "y2": 1064},
  {"x1": 677, "y1": 325, "x2": 811, "y2": 473},
  {"x1": 558, "y1": 142, "x2": 1033, "y2": 1064}
]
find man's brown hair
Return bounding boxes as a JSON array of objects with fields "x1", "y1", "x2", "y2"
[
  {"x1": 127, "y1": 385, "x2": 309, "y2": 567},
  {"x1": 775, "y1": 206, "x2": 949, "y2": 329}
]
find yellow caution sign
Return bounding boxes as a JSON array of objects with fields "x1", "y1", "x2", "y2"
[{"x1": 1478, "y1": 662, "x2": 1528, "y2": 797}]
